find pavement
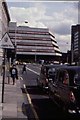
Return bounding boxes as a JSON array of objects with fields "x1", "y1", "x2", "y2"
[{"x1": 0, "y1": 72, "x2": 28, "y2": 120}]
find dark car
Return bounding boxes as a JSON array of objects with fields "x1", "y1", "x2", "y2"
[
  {"x1": 48, "y1": 65, "x2": 80, "y2": 114},
  {"x1": 36, "y1": 64, "x2": 63, "y2": 90}
]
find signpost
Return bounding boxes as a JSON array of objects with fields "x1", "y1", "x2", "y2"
[{"x1": 1, "y1": 32, "x2": 14, "y2": 103}]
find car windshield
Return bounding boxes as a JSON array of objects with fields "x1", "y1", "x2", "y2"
[
  {"x1": 47, "y1": 67, "x2": 56, "y2": 80},
  {"x1": 48, "y1": 68, "x2": 56, "y2": 75}
]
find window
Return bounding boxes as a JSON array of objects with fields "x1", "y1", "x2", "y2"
[
  {"x1": 74, "y1": 73, "x2": 80, "y2": 85},
  {"x1": 48, "y1": 68, "x2": 56, "y2": 80},
  {"x1": 48, "y1": 68, "x2": 56, "y2": 75},
  {"x1": 63, "y1": 70, "x2": 69, "y2": 85},
  {"x1": 58, "y1": 70, "x2": 69, "y2": 85},
  {"x1": 58, "y1": 70, "x2": 64, "y2": 82}
]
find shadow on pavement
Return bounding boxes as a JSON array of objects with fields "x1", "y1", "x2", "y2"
[{"x1": 22, "y1": 103, "x2": 36, "y2": 120}]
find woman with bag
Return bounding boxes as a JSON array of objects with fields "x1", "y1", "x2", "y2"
[{"x1": 10, "y1": 64, "x2": 18, "y2": 85}]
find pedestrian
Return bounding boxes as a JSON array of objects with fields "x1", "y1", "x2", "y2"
[
  {"x1": 10, "y1": 64, "x2": 18, "y2": 85},
  {"x1": 22, "y1": 64, "x2": 26, "y2": 74}
]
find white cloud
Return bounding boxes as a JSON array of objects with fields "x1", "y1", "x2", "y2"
[
  {"x1": 55, "y1": 34, "x2": 71, "y2": 52},
  {"x1": 9, "y1": 5, "x2": 47, "y2": 27}
]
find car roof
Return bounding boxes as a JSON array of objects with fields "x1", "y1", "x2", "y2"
[
  {"x1": 41, "y1": 64, "x2": 54, "y2": 69},
  {"x1": 41, "y1": 64, "x2": 66, "y2": 68},
  {"x1": 58, "y1": 65, "x2": 80, "y2": 71}
]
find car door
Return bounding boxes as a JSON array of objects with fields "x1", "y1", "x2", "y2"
[
  {"x1": 40, "y1": 66, "x2": 47, "y2": 87},
  {"x1": 49, "y1": 69, "x2": 60, "y2": 103},
  {"x1": 57, "y1": 69, "x2": 70, "y2": 104},
  {"x1": 48, "y1": 68, "x2": 58, "y2": 100}
]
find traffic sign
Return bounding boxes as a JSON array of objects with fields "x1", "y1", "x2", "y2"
[{"x1": 1, "y1": 32, "x2": 14, "y2": 49}]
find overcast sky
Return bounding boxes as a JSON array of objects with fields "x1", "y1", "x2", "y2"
[{"x1": 6, "y1": 0, "x2": 79, "y2": 53}]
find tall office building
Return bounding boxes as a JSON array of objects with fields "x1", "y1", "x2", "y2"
[
  {"x1": 9, "y1": 22, "x2": 61, "y2": 62},
  {"x1": 71, "y1": 24, "x2": 80, "y2": 64}
]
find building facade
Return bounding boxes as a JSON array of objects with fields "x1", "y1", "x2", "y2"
[
  {"x1": 9, "y1": 22, "x2": 61, "y2": 63},
  {"x1": 71, "y1": 24, "x2": 80, "y2": 65},
  {"x1": 0, "y1": 0, "x2": 10, "y2": 64}
]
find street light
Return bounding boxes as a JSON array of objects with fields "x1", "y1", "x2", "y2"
[
  {"x1": 24, "y1": 21, "x2": 37, "y2": 63},
  {"x1": 14, "y1": 24, "x2": 17, "y2": 63},
  {"x1": 2, "y1": 51, "x2": 5, "y2": 103},
  {"x1": 25, "y1": 21, "x2": 28, "y2": 24}
]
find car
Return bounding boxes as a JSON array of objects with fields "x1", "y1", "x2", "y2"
[
  {"x1": 36, "y1": 64, "x2": 63, "y2": 91},
  {"x1": 48, "y1": 65, "x2": 80, "y2": 114}
]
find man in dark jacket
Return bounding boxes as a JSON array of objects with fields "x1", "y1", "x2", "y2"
[
  {"x1": 22, "y1": 64, "x2": 26, "y2": 74},
  {"x1": 10, "y1": 65, "x2": 18, "y2": 85}
]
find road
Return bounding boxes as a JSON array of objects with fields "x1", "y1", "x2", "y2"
[{"x1": 19, "y1": 63, "x2": 77, "y2": 120}]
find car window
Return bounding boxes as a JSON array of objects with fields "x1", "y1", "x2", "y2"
[
  {"x1": 58, "y1": 70, "x2": 69, "y2": 85},
  {"x1": 68, "y1": 69, "x2": 77, "y2": 86},
  {"x1": 47, "y1": 68, "x2": 56, "y2": 81},
  {"x1": 63, "y1": 70, "x2": 69, "y2": 85},
  {"x1": 74, "y1": 73, "x2": 80, "y2": 85},
  {"x1": 48, "y1": 68, "x2": 56, "y2": 75}
]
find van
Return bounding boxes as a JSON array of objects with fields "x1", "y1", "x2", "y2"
[{"x1": 48, "y1": 66, "x2": 80, "y2": 114}]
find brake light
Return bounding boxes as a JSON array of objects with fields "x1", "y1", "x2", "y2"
[{"x1": 69, "y1": 91, "x2": 75, "y2": 102}]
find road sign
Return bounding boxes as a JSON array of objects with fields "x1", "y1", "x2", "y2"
[{"x1": 1, "y1": 32, "x2": 14, "y2": 49}]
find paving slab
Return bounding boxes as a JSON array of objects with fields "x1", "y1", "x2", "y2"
[
  {"x1": 1, "y1": 77, "x2": 28, "y2": 119},
  {"x1": 2, "y1": 103, "x2": 17, "y2": 118},
  {"x1": 0, "y1": 103, "x2": 2, "y2": 118}
]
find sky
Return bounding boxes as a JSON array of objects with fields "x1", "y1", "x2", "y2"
[{"x1": 6, "y1": 0, "x2": 79, "y2": 53}]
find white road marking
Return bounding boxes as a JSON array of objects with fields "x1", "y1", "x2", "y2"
[
  {"x1": 26, "y1": 67, "x2": 40, "y2": 75},
  {"x1": 19, "y1": 77, "x2": 23, "y2": 80},
  {"x1": 23, "y1": 84, "x2": 39, "y2": 119}
]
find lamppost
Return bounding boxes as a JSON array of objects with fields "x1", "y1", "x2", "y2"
[
  {"x1": 25, "y1": 21, "x2": 28, "y2": 24},
  {"x1": 35, "y1": 50, "x2": 37, "y2": 63},
  {"x1": 32, "y1": 49, "x2": 36, "y2": 63},
  {"x1": 2, "y1": 49, "x2": 6, "y2": 103},
  {"x1": 1, "y1": 34, "x2": 7, "y2": 103},
  {"x1": 14, "y1": 24, "x2": 17, "y2": 63},
  {"x1": 14, "y1": 21, "x2": 28, "y2": 63},
  {"x1": 34, "y1": 49, "x2": 37, "y2": 63}
]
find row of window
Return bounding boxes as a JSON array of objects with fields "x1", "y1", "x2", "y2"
[
  {"x1": 17, "y1": 51, "x2": 56, "y2": 55},
  {"x1": 17, "y1": 48, "x2": 55, "y2": 52},
  {"x1": 9, "y1": 32, "x2": 50, "y2": 38},
  {"x1": 17, "y1": 45, "x2": 55, "y2": 50},
  {"x1": 17, "y1": 43, "x2": 53, "y2": 47},
  {"x1": 9, "y1": 35, "x2": 51, "y2": 41},
  {"x1": 9, "y1": 30, "x2": 49, "y2": 35}
]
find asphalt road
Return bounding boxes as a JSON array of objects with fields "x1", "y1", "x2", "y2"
[{"x1": 19, "y1": 64, "x2": 78, "y2": 120}]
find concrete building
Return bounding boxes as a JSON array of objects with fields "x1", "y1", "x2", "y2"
[
  {"x1": 9, "y1": 22, "x2": 61, "y2": 63},
  {"x1": 0, "y1": 0, "x2": 10, "y2": 65},
  {"x1": 71, "y1": 24, "x2": 80, "y2": 65}
]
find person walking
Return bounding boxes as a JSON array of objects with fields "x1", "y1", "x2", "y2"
[
  {"x1": 10, "y1": 64, "x2": 18, "y2": 85},
  {"x1": 22, "y1": 64, "x2": 26, "y2": 74}
]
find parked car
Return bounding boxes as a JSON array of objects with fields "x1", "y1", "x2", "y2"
[
  {"x1": 36, "y1": 64, "x2": 63, "y2": 90},
  {"x1": 48, "y1": 65, "x2": 80, "y2": 114}
]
